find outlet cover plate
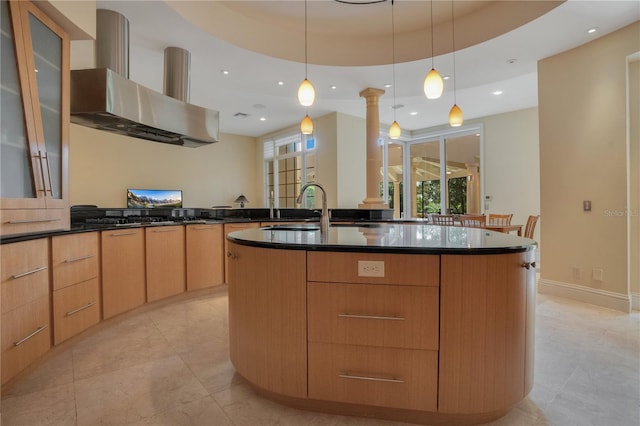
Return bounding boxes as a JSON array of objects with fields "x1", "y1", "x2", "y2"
[{"x1": 357, "y1": 260, "x2": 385, "y2": 277}]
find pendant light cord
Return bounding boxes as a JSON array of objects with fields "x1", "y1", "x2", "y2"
[
  {"x1": 304, "y1": 0, "x2": 308, "y2": 79},
  {"x1": 391, "y1": 0, "x2": 396, "y2": 120},
  {"x1": 451, "y1": 0, "x2": 456, "y2": 104},
  {"x1": 430, "y1": 0, "x2": 435, "y2": 68}
]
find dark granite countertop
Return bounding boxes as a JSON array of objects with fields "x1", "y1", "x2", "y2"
[{"x1": 227, "y1": 223, "x2": 537, "y2": 255}]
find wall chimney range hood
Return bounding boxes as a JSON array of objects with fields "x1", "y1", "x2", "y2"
[{"x1": 70, "y1": 10, "x2": 219, "y2": 147}]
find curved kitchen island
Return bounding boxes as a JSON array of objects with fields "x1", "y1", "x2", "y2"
[{"x1": 226, "y1": 223, "x2": 537, "y2": 425}]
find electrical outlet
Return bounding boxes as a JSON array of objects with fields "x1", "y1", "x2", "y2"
[
  {"x1": 592, "y1": 268, "x2": 604, "y2": 282},
  {"x1": 572, "y1": 267, "x2": 581, "y2": 279},
  {"x1": 358, "y1": 260, "x2": 385, "y2": 278}
]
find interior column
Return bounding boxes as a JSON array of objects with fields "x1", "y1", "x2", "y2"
[{"x1": 358, "y1": 87, "x2": 388, "y2": 209}]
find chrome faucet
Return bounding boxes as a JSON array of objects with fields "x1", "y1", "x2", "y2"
[
  {"x1": 296, "y1": 183, "x2": 329, "y2": 235},
  {"x1": 269, "y1": 190, "x2": 275, "y2": 219}
]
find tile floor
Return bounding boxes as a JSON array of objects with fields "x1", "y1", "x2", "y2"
[{"x1": 1, "y1": 287, "x2": 638, "y2": 426}]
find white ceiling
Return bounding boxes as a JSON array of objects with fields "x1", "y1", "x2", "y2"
[{"x1": 85, "y1": 0, "x2": 640, "y2": 138}]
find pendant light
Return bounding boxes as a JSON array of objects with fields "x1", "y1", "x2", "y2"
[
  {"x1": 424, "y1": 1, "x2": 443, "y2": 99},
  {"x1": 389, "y1": 0, "x2": 401, "y2": 140},
  {"x1": 300, "y1": 113, "x2": 313, "y2": 135},
  {"x1": 298, "y1": 0, "x2": 315, "y2": 106},
  {"x1": 448, "y1": 0, "x2": 463, "y2": 127}
]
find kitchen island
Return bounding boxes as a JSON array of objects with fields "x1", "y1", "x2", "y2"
[{"x1": 226, "y1": 223, "x2": 537, "y2": 425}]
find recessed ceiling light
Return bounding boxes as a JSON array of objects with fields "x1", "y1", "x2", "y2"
[
  {"x1": 384, "y1": 83, "x2": 392, "y2": 88},
  {"x1": 587, "y1": 27, "x2": 598, "y2": 34},
  {"x1": 507, "y1": 58, "x2": 517, "y2": 64},
  {"x1": 259, "y1": 117, "x2": 266, "y2": 121},
  {"x1": 277, "y1": 81, "x2": 284, "y2": 86},
  {"x1": 330, "y1": 85, "x2": 337, "y2": 90},
  {"x1": 409, "y1": 111, "x2": 418, "y2": 116},
  {"x1": 493, "y1": 90, "x2": 503, "y2": 95},
  {"x1": 443, "y1": 75, "x2": 451, "y2": 80}
]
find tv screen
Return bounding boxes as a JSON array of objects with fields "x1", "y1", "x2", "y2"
[{"x1": 127, "y1": 189, "x2": 182, "y2": 208}]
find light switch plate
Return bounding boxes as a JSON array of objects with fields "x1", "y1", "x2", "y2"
[{"x1": 358, "y1": 260, "x2": 385, "y2": 277}]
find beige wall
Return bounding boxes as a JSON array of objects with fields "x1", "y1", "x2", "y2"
[
  {"x1": 538, "y1": 22, "x2": 640, "y2": 302},
  {"x1": 483, "y1": 108, "x2": 540, "y2": 240},
  {"x1": 630, "y1": 58, "x2": 640, "y2": 297},
  {"x1": 336, "y1": 113, "x2": 367, "y2": 208},
  {"x1": 69, "y1": 124, "x2": 258, "y2": 208},
  {"x1": 41, "y1": 0, "x2": 95, "y2": 40}
]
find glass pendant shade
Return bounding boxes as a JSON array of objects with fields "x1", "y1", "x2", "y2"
[
  {"x1": 449, "y1": 104, "x2": 463, "y2": 127},
  {"x1": 300, "y1": 114, "x2": 314, "y2": 134},
  {"x1": 298, "y1": 79, "x2": 315, "y2": 106},
  {"x1": 389, "y1": 120, "x2": 401, "y2": 139},
  {"x1": 424, "y1": 68, "x2": 444, "y2": 99}
]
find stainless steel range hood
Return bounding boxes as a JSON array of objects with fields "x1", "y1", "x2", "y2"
[{"x1": 70, "y1": 10, "x2": 219, "y2": 147}]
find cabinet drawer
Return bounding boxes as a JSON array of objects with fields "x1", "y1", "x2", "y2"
[
  {"x1": 52, "y1": 232, "x2": 99, "y2": 290},
  {"x1": 1, "y1": 208, "x2": 68, "y2": 236},
  {"x1": 308, "y1": 342, "x2": 438, "y2": 411},
  {"x1": 307, "y1": 252, "x2": 439, "y2": 286},
  {"x1": 53, "y1": 278, "x2": 100, "y2": 345},
  {"x1": 1, "y1": 239, "x2": 49, "y2": 314},
  {"x1": 308, "y1": 282, "x2": 439, "y2": 350},
  {"x1": 1, "y1": 295, "x2": 51, "y2": 385}
]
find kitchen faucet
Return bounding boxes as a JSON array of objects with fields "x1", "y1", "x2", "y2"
[{"x1": 296, "y1": 183, "x2": 329, "y2": 235}]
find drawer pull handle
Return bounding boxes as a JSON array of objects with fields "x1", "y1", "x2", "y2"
[
  {"x1": 193, "y1": 226, "x2": 213, "y2": 230},
  {"x1": 64, "y1": 254, "x2": 95, "y2": 263},
  {"x1": 12, "y1": 266, "x2": 47, "y2": 279},
  {"x1": 14, "y1": 324, "x2": 48, "y2": 347},
  {"x1": 338, "y1": 373, "x2": 404, "y2": 384},
  {"x1": 338, "y1": 313, "x2": 405, "y2": 321},
  {"x1": 7, "y1": 218, "x2": 61, "y2": 224},
  {"x1": 109, "y1": 232, "x2": 137, "y2": 237},
  {"x1": 152, "y1": 229, "x2": 177, "y2": 233},
  {"x1": 65, "y1": 301, "x2": 96, "y2": 317}
]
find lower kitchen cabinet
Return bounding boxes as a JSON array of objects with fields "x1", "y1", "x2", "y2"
[
  {"x1": 224, "y1": 222, "x2": 260, "y2": 284},
  {"x1": 101, "y1": 228, "x2": 146, "y2": 319},
  {"x1": 51, "y1": 232, "x2": 100, "y2": 344},
  {"x1": 1, "y1": 238, "x2": 51, "y2": 385},
  {"x1": 186, "y1": 224, "x2": 224, "y2": 290},
  {"x1": 146, "y1": 226, "x2": 185, "y2": 302}
]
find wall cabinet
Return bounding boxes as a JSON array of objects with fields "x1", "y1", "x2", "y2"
[
  {"x1": 146, "y1": 226, "x2": 185, "y2": 302},
  {"x1": 101, "y1": 228, "x2": 146, "y2": 319},
  {"x1": 0, "y1": 0, "x2": 70, "y2": 236},
  {"x1": 51, "y1": 232, "x2": 100, "y2": 344},
  {"x1": 186, "y1": 224, "x2": 224, "y2": 290},
  {"x1": 223, "y1": 222, "x2": 260, "y2": 283},
  {"x1": 1, "y1": 238, "x2": 51, "y2": 385}
]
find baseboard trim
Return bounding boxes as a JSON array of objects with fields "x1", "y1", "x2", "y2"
[
  {"x1": 538, "y1": 279, "x2": 632, "y2": 313},
  {"x1": 632, "y1": 292, "x2": 640, "y2": 311}
]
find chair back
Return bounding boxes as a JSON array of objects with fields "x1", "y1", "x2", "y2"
[
  {"x1": 431, "y1": 214, "x2": 455, "y2": 226},
  {"x1": 460, "y1": 214, "x2": 486, "y2": 228},
  {"x1": 488, "y1": 213, "x2": 513, "y2": 225},
  {"x1": 524, "y1": 215, "x2": 540, "y2": 239}
]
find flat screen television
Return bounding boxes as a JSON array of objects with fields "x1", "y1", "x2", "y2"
[{"x1": 127, "y1": 189, "x2": 182, "y2": 208}]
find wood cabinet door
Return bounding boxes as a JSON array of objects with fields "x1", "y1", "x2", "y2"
[
  {"x1": 145, "y1": 226, "x2": 185, "y2": 302},
  {"x1": 1, "y1": 1, "x2": 69, "y2": 212},
  {"x1": 186, "y1": 224, "x2": 223, "y2": 290},
  {"x1": 223, "y1": 222, "x2": 260, "y2": 283},
  {"x1": 101, "y1": 229, "x2": 146, "y2": 319},
  {"x1": 227, "y1": 242, "x2": 307, "y2": 398},
  {"x1": 438, "y1": 252, "x2": 532, "y2": 414}
]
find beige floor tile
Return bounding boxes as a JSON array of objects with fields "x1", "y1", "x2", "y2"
[
  {"x1": 74, "y1": 355, "x2": 209, "y2": 425},
  {"x1": 1, "y1": 289, "x2": 638, "y2": 426},
  {"x1": 0, "y1": 382, "x2": 76, "y2": 426}
]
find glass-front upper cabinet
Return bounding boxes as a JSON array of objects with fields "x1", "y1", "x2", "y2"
[{"x1": 0, "y1": 0, "x2": 69, "y2": 228}]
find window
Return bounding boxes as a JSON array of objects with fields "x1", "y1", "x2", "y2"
[{"x1": 264, "y1": 132, "x2": 316, "y2": 208}]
